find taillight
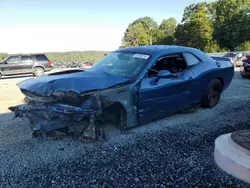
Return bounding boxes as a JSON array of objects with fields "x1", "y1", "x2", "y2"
[
  {"x1": 48, "y1": 61, "x2": 52, "y2": 67},
  {"x1": 240, "y1": 65, "x2": 245, "y2": 71}
]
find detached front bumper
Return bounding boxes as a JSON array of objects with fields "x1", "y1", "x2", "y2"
[{"x1": 9, "y1": 98, "x2": 104, "y2": 139}]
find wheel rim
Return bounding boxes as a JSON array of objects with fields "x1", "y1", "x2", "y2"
[
  {"x1": 35, "y1": 69, "x2": 43, "y2": 76},
  {"x1": 208, "y1": 83, "x2": 221, "y2": 105}
]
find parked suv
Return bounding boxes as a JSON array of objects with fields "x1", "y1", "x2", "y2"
[{"x1": 0, "y1": 54, "x2": 53, "y2": 78}]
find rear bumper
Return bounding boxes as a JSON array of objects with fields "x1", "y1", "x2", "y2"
[{"x1": 45, "y1": 67, "x2": 53, "y2": 72}]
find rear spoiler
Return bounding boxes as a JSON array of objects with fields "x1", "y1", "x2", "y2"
[{"x1": 210, "y1": 56, "x2": 231, "y2": 62}]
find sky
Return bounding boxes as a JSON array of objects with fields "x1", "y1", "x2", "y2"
[{"x1": 0, "y1": 0, "x2": 214, "y2": 53}]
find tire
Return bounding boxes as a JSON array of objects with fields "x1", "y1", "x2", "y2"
[
  {"x1": 0, "y1": 72, "x2": 2, "y2": 78},
  {"x1": 33, "y1": 67, "x2": 44, "y2": 77},
  {"x1": 240, "y1": 72, "x2": 249, "y2": 78},
  {"x1": 241, "y1": 74, "x2": 248, "y2": 78},
  {"x1": 202, "y1": 79, "x2": 222, "y2": 108}
]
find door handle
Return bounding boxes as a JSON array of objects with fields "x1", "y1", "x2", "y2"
[{"x1": 188, "y1": 76, "x2": 193, "y2": 79}]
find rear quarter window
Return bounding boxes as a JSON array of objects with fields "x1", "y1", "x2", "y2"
[
  {"x1": 34, "y1": 54, "x2": 49, "y2": 61},
  {"x1": 183, "y1": 52, "x2": 201, "y2": 67}
]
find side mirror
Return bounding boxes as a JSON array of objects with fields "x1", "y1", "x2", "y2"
[
  {"x1": 157, "y1": 70, "x2": 172, "y2": 78},
  {"x1": 154, "y1": 70, "x2": 172, "y2": 82}
]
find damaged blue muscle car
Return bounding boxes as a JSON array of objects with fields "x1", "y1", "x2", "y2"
[{"x1": 9, "y1": 45, "x2": 234, "y2": 140}]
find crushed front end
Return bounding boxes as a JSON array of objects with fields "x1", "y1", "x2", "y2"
[
  {"x1": 8, "y1": 69, "x2": 139, "y2": 140},
  {"x1": 9, "y1": 93, "x2": 107, "y2": 140}
]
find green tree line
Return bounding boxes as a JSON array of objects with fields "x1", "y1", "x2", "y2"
[
  {"x1": 0, "y1": 51, "x2": 109, "y2": 62},
  {"x1": 122, "y1": 0, "x2": 250, "y2": 52}
]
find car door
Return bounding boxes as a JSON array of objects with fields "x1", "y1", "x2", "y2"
[
  {"x1": 19, "y1": 55, "x2": 33, "y2": 73},
  {"x1": 1, "y1": 56, "x2": 20, "y2": 75},
  {"x1": 138, "y1": 54, "x2": 196, "y2": 124},
  {"x1": 182, "y1": 52, "x2": 203, "y2": 102}
]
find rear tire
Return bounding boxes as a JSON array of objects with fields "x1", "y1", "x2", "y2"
[
  {"x1": 240, "y1": 72, "x2": 249, "y2": 78},
  {"x1": 202, "y1": 79, "x2": 222, "y2": 108},
  {"x1": 0, "y1": 72, "x2": 2, "y2": 78},
  {"x1": 33, "y1": 67, "x2": 44, "y2": 77},
  {"x1": 241, "y1": 74, "x2": 248, "y2": 78}
]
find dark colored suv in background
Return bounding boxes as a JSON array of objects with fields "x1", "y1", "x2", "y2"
[{"x1": 0, "y1": 54, "x2": 53, "y2": 78}]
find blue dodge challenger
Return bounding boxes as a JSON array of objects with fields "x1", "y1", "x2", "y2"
[{"x1": 9, "y1": 45, "x2": 234, "y2": 139}]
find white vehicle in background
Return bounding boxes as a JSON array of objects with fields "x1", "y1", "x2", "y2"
[{"x1": 222, "y1": 52, "x2": 244, "y2": 67}]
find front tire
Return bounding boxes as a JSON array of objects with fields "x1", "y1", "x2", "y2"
[
  {"x1": 33, "y1": 67, "x2": 44, "y2": 77},
  {"x1": 202, "y1": 79, "x2": 222, "y2": 108}
]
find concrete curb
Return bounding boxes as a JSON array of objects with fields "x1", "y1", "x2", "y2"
[{"x1": 214, "y1": 133, "x2": 250, "y2": 184}]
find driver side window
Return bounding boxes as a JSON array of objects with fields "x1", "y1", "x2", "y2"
[{"x1": 148, "y1": 54, "x2": 187, "y2": 77}]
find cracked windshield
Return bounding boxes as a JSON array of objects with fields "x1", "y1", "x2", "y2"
[
  {"x1": 0, "y1": 0, "x2": 250, "y2": 187},
  {"x1": 91, "y1": 52, "x2": 150, "y2": 79}
]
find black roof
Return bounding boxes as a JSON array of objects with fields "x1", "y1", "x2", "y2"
[
  {"x1": 115, "y1": 45, "x2": 213, "y2": 62},
  {"x1": 116, "y1": 45, "x2": 197, "y2": 55}
]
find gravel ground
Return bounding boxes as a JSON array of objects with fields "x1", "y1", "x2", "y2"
[{"x1": 0, "y1": 69, "x2": 250, "y2": 187}]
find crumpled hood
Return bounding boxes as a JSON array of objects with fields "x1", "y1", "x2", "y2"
[{"x1": 17, "y1": 69, "x2": 129, "y2": 97}]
